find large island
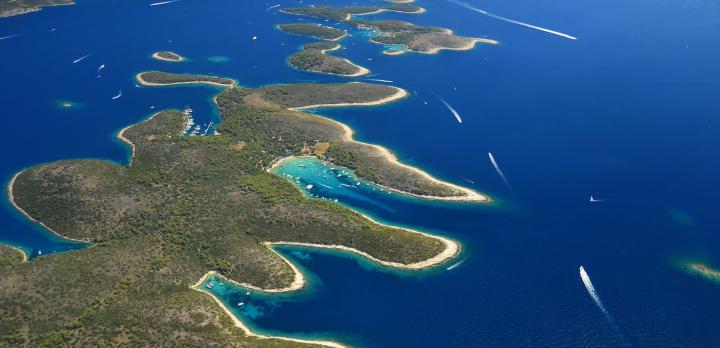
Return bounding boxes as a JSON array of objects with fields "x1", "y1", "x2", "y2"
[{"x1": 1, "y1": 68, "x2": 487, "y2": 346}]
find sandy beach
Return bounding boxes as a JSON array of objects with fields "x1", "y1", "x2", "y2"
[{"x1": 136, "y1": 73, "x2": 236, "y2": 88}]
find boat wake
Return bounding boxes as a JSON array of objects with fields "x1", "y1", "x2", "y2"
[
  {"x1": 446, "y1": 260, "x2": 464, "y2": 270},
  {"x1": 0, "y1": 34, "x2": 20, "y2": 41},
  {"x1": 579, "y1": 265, "x2": 630, "y2": 345},
  {"x1": 488, "y1": 152, "x2": 512, "y2": 193},
  {"x1": 150, "y1": 0, "x2": 181, "y2": 6},
  {"x1": 448, "y1": 0, "x2": 577, "y2": 40},
  {"x1": 72, "y1": 51, "x2": 95, "y2": 64},
  {"x1": 436, "y1": 96, "x2": 462, "y2": 124},
  {"x1": 111, "y1": 89, "x2": 123, "y2": 100}
]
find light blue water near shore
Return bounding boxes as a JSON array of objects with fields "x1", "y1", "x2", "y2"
[{"x1": 2, "y1": 0, "x2": 720, "y2": 346}]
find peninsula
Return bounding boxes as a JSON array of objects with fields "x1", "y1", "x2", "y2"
[
  {"x1": 136, "y1": 71, "x2": 236, "y2": 87},
  {"x1": 0, "y1": 0, "x2": 73, "y2": 18},
  {"x1": 2, "y1": 72, "x2": 484, "y2": 346},
  {"x1": 152, "y1": 51, "x2": 185, "y2": 62},
  {"x1": 288, "y1": 42, "x2": 369, "y2": 77},
  {"x1": 278, "y1": 23, "x2": 346, "y2": 41}
]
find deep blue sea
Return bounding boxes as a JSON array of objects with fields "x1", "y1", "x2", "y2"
[{"x1": 2, "y1": 0, "x2": 720, "y2": 346}]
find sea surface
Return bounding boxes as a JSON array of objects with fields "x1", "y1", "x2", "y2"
[{"x1": 1, "y1": 0, "x2": 719, "y2": 346}]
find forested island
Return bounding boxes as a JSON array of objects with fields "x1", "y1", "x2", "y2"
[
  {"x1": 0, "y1": 0, "x2": 73, "y2": 18},
  {"x1": 288, "y1": 42, "x2": 369, "y2": 77},
  {"x1": 1, "y1": 70, "x2": 486, "y2": 345},
  {"x1": 281, "y1": 5, "x2": 496, "y2": 55},
  {"x1": 136, "y1": 71, "x2": 236, "y2": 87},
  {"x1": 152, "y1": 51, "x2": 185, "y2": 62},
  {"x1": 278, "y1": 23, "x2": 346, "y2": 41}
]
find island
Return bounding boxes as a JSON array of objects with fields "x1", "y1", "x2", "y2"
[
  {"x1": 280, "y1": 3, "x2": 424, "y2": 21},
  {"x1": 680, "y1": 262, "x2": 720, "y2": 285},
  {"x1": 362, "y1": 20, "x2": 498, "y2": 55},
  {"x1": 1, "y1": 72, "x2": 487, "y2": 346},
  {"x1": 281, "y1": 6, "x2": 497, "y2": 55},
  {"x1": 136, "y1": 71, "x2": 236, "y2": 88},
  {"x1": 288, "y1": 42, "x2": 369, "y2": 77},
  {"x1": 151, "y1": 51, "x2": 185, "y2": 62},
  {"x1": 278, "y1": 23, "x2": 346, "y2": 41},
  {"x1": 0, "y1": 0, "x2": 73, "y2": 18}
]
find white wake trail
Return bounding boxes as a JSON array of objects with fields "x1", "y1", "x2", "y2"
[
  {"x1": 72, "y1": 51, "x2": 95, "y2": 64},
  {"x1": 448, "y1": 0, "x2": 577, "y2": 40},
  {"x1": 437, "y1": 96, "x2": 462, "y2": 123},
  {"x1": 0, "y1": 34, "x2": 20, "y2": 41},
  {"x1": 150, "y1": 0, "x2": 181, "y2": 6},
  {"x1": 266, "y1": 4, "x2": 280, "y2": 10},
  {"x1": 488, "y1": 152, "x2": 512, "y2": 192}
]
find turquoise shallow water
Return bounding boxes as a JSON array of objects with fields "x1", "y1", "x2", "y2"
[{"x1": 1, "y1": 0, "x2": 720, "y2": 346}]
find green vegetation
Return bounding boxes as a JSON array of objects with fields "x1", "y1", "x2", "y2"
[
  {"x1": 152, "y1": 51, "x2": 184, "y2": 62},
  {"x1": 137, "y1": 71, "x2": 235, "y2": 87},
  {"x1": 3, "y1": 76, "x2": 463, "y2": 346},
  {"x1": 282, "y1": 5, "x2": 497, "y2": 55},
  {"x1": 278, "y1": 23, "x2": 346, "y2": 41},
  {"x1": 288, "y1": 42, "x2": 367, "y2": 76},
  {"x1": 0, "y1": 245, "x2": 24, "y2": 267},
  {"x1": 281, "y1": 3, "x2": 422, "y2": 21},
  {"x1": 0, "y1": 0, "x2": 73, "y2": 18}
]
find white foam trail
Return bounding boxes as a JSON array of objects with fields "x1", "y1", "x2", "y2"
[
  {"x1": 150, "y1": 0, "x2": 180, "y2": 6},
  {"x1": 72, "y1": 51, "x2": 95, "y2": 64},
  {"x1": 111, "y1": 89, "x2": 123, "y2": 100},
  {"x1": 0, "y1": 34, "x2": 20, "y2": 41},
  {"x1": 437, "y1": 96, "x2": 462, "y2": 123},
  {"x1": 488, "y1": 152, "x2": 512, "y2": 192},
  {"x1": 579, "y1": 266, "x2": 614, "y2": 319},
  {"x1": 447, "y1": 260, "x2": 464, "y2": 270},
  {"x1": 266, "y1": 4, "x2": 280, "y2": 10},
  {"x1": 589, "y1": 195, "x2": 607, "y2": 203},
  {"x1": 366, "y1": 78, "x2": 394, "y2": 83},
  {"x1": 448, "y1": 0, "x2": 577, "y2": 40}
]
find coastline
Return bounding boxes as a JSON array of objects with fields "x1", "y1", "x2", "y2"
[
  {"x1": 4, "y1": 244, "x2": 28, "y2": 263},
  {"x1": 136, "y1": 73, "x2": 236, "y2": 88},
  {"x1": 191, "y1": 271, "x2": 345, "y2": 348},
  {"x1": 6, "y1": 172, "x2": 91, "y2": 244},
  {"x1": 312, "y1": 44, "x2": 370, "y2": 77},
  {"x1": 283, "y1": 88, "x2": 489, "y2": 202},
  {"x1": 189, "y1": 220, "x2": 459, "y2": 346},
  {"x1": 372, "y1": 36, "x2": 498, "y2": 56}
]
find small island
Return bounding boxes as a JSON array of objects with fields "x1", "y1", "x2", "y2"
[
  {"x1": 0, "y1": 0, "x2": 74, "y2": 18},
  {"x1": 288, "y1": 42, "x2": 369, "y2": 77},
  {"x1": 680, "y1": 262, "x2": 720, "y2": 285},
  {"x1": 136, "y1": 71, "x2": 236, "y2": 88},
  {"x1": 278, "y1": 23, "x2": 346, "y2": 41},
  {"x1": 152, "y1": 51, "x2": 185, "y2": 62}
]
